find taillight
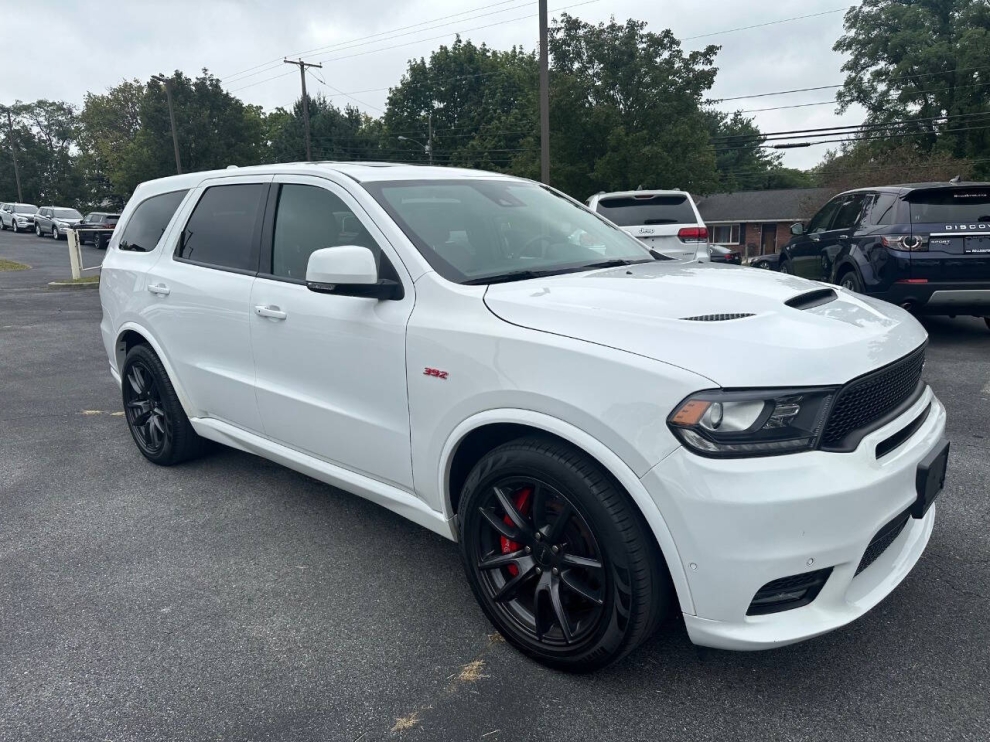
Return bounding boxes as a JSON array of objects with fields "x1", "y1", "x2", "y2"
[
  {"x1": 881, "y1": 234, "x2": 928, "y2": 251},
  {"x1": 678, "y1": 227, "x2": 708, "y2": 243}
]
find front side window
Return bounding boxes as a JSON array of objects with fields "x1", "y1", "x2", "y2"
[
  {"x1": 270, "y1": 184, "x2": 379, "y2": 280},
  {"x1": 118, "y1": 190, "x2": 188, "y2": 252},
  {"x1": 807, "y1": 198, "x2": 843, "y2": 234},
  {"x1": 176, "y1": 184, "x2": 266, "y2": 272},
  {"x1": 365, "y1": 179, "x2": 654, "y2": 284},
  {"x1": 830, "y1": 195, "x2": 868, "y2": 231}
]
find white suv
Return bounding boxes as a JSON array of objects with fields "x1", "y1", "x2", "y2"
[
  {"x1": 100, "y1": 163, "x2": 948, "y2": 672},
  {"x1": 586, "y1": 189, "x2": 709, "y2": 261}
]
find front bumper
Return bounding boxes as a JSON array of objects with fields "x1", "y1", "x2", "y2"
[{"x1": 643, "y1": 385, "x2": 946, "y2": 650}]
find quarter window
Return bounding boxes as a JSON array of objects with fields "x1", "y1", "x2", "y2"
[
  {"x1": 118, "y1": 190, "x2": 188, "y2": 252},
  {"x1": 176, "y1": 184, "x2": 267, "y2": 272},
  {"x1": 270, "y1": 184, "x2": 379, "y2": 280}
]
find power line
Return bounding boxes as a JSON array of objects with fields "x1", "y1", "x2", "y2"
[{"x1": 682, "y1": 8, "x2": 847, "y2": 41}]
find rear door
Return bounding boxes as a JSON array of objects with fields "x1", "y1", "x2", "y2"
[
  {"x1": 907, "y1": 187, "x2": 990, "y2": 281},
  {"x1": 594, "y1": 193, "x2": 704, "y2": 260}
]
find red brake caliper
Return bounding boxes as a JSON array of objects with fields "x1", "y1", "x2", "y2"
[{"x1": 501, "y1": 487, "x2": 532, "y2": 577}]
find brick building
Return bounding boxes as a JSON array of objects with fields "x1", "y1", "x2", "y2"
[{"x1": 696, "y1": 187, "x2": 833, "y2": 261}]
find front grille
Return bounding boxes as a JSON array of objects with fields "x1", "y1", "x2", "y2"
[
  {"x1": 856, "y1": 509, "x2": 911, "y2": 575},
  {"x1": 820, "y1": 345, "x2": 926, "y2": 451},
  {"x1": 747, "y1": 567, "x2": 833, "y2": 615}
]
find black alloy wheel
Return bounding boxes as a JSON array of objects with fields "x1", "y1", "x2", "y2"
[
  {"x1": 459, "y1": 437, "x2": 670, "y2": 672},
  {"x1": 839, "y1": 270, "x2": 863, "y2": 293},
  {"x1": 121, "y1": 344, "x2": 207, "y2": 466}
]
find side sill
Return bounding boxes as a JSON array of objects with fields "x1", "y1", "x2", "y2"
[{"x1": 190, "y1": 417, "x2": 456, "y2": 541}]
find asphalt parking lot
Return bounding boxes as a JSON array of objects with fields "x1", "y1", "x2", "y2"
[{"x1": 1, "y1": 229, "x2": 988, "y2": 742}]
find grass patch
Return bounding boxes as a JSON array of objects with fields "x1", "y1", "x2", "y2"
[
  {"x1": 55, "y1": 275, "x2": 100, "y2": 284},
  {"x1": 0, "y1": 259, "x2": 30, "y2": 271}
]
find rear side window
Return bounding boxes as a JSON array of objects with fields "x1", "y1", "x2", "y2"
[
  {"x1": 176, "y1": 184, "x2": 267, "y2": 272},
  {"x1": 907, "y1": 188, "x2": 990, "y2": 223},
  {"x1": 270, "y1": 184, "x2": 379, "y2": 281},
  {"x1": 595, "y1": 195, "x2": 696, "y2": 227},
  {"x1": 118, "y1": 190, "x2": 188, "y2": 252}
]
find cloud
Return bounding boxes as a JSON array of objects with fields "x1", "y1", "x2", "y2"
[{"x1": 0, "y1": 0, "x2": 863, "y2": 170}]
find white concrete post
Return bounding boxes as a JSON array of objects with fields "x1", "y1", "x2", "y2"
[{"x1": 67, "y1": 229, "x2": 82, "y2": 280}]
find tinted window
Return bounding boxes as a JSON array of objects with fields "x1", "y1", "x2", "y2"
[
  {"x1": 907, "y1": 188, "x2": 990, "y2": 223},
  {"x1": 831, "y1": 195, "x2": 868, "y2": 230},
  {"x1": 863, "y1": 193, "x2": 899, "y2": 226},
  {"x1": 595, "y1": 195, "x2": 696, "y2": 226},
  {"x1": 807, "y1": 198, "x2": 842, "y2": 233},
  {"x1": 270, "y1": 184, "x2": 378, "y2": 281},
  {"x1": 118, "y1": 190, "x2": 188, "y2": 252},
  {"x1": 176, "y1": 184, "x2": 266, "y2": 271},
  {"x1": 367, "y1": 180, "x2": 653, "y2": 284}
]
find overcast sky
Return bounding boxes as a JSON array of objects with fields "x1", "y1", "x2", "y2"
[{"x1": 1, "y1": 0, "x2": 865, "y2": 171}]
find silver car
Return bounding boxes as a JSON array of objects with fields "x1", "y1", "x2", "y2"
[{"x1": 34, "y1": 206, "x2": 83, "y2": 239}]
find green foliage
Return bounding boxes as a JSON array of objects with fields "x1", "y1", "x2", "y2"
[
  {"x1": 268, "y1": 94, "x2": 382, "y2": 163},
  {"x1": 834, "y1": 0, "x2": 990, "y2": 175},
  {"x1": 811, "y1": 143, "x2": 972, "y2": 192}
]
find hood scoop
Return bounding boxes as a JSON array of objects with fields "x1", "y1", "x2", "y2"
[
  {"x1": 785, "y1": 288, "x2": 837, "y2": 310},
  {"x1": 680, "y1": 313, "x2": 755, "y2": 322}
]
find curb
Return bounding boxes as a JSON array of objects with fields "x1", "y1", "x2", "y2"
[{"x1": 47, "y1": 280, "x2": 100, "y2": 290}]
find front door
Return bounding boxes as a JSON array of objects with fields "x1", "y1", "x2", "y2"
[
  {"x1": 249, "y1": 175, "x2": 415, "y2": 490},
  {"x1": 144, "y1": 176, "x2": 271, "y2": 432},
  {"x1": 760, "y1": 223, "x2": 777, "y2": 255},
  {"x1": 787, "y1": 196, "x2": 844, "y2": 278}
]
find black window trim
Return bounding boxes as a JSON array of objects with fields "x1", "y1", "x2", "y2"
[
  {"x1": 171, "y1": 182, "x2": 272, "y2": 277},
  {"x1": 117, "y1": 187, "x2": 190, "y2": 253}
]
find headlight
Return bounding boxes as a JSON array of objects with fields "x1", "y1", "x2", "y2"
[{"x1": 668, "y1": 388, "x2": 836, "y2": 457}]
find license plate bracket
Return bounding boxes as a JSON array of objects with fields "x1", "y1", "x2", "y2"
[{"x1": 913, "y1": 438, "x2": 949, "y2": 518}]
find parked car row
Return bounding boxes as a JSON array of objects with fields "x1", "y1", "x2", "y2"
[{"x1": 0, "y1": 202, "x2": 120, "y2": 247}]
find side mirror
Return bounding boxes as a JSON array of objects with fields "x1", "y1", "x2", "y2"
[
  {"x1": 306, "y1": 246, "x2": 403, "y2": 300},
  {"x1": 790, "y1": 222, "x2": 805, "y2": 236}
]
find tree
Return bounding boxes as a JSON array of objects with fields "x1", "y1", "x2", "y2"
[
  {"x1": 79, "y1": 80, "x2": 145, "y2": 206},
  {"x1": 811, "y1": 142, "x2": 972, "y2": 194},
  {"x1": 383, "y1": 38, "x2": 538, "y2": 171},
  {"x1": 540, "y1": 15, "x2": 721, "y2": 199},
  {"x1": 834, "y1": 0, "x2": 990, "y2": 175},
  {"x1": 704, "y1": 110, "x2": 783, "y2": 192},
  {"x1": 268, "y1": 95, "x2": 383, "y2": 163}
]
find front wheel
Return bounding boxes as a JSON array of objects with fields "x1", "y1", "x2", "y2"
[
  {"x1": 458, "y1": 437, "x2": 670, "y2": 672},
  {"x1": 838, "y1": 270, "x2": 864, "y2": 293},
  {"x1": 778, "y1": 259, "x2": 791, "y2": 274},
  {"x1": 35, "y1": 224, "x2": 42, "y2": 237},
  {"x1": 121, "y1": 344, "x2": 208, "y2": 466},
  {"x1": 11, "y1": 222, "x2": 18, "y2": 233},
  {"x1": 51, "y1": 225, "x2": 59, "y2": 239}
]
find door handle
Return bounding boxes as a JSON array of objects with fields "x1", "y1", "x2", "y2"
[
  {"x1": 147, "y1": 283, "x2": 170, "y2": 296},
  {"x1": 255, "y1": 304, "x2": 287, "y2": 320}
]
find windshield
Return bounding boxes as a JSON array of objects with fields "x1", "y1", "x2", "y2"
[
  {"x1": 14, "y1": 204, "x2": 38, "y2": 214},
  {"x1": 53, "y1": 208, "x2": 81, "y2": 219},
  {"x1": 908, "y1": 188, "x2": 990, "y2": 223},
  {"x1": 595, "y1": 194, "x2": 696, "y2": 226},
  {"x1": 366, "y1": 179, "x2": 654, "y2": 283}
]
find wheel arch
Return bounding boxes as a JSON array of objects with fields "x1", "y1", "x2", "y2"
[
  {"x1": 440, "y1": 409, "x2": 695, "y2": 615},
  {"x1": 114, "y1": 323, "x2": 196, "y2": 417}
]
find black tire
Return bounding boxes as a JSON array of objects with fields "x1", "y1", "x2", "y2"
[
  {"x1": 11, "y1": 221, "x2": 18, "y2": 233},
  {"x1": 838, "y1": 269, "x2": 863, "y2": 293},
  {"x1": 0, "y1": 220, "x2": 6, "y2": 230},
  {"x1": 51, "y1": 225, "x2": 59, "y2": 240},
  {"x1": 35, "y1": 224, "x2": 43, "y2": 237},
  {"x1": 778, "y1": 259, "x2": 791, "y2": 274},
  {"x1": 984, "y1": 317, "x2": 990, "y2": 331},
  {"x1": 458, "y1": 436, "x2": 670, "y2": 672},
  {"x1": 121, "y1": 344, "x2": 208, "y2": 466}
]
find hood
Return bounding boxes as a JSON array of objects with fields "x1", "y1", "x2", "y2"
[{"x1": 483, "y1": 262, "x2": 927, "y2": 387}]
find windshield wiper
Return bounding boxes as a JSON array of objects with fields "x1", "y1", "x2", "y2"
[
  {"x1": 463, "y1": 269, "x2": 568, "y2": 285},
  {"x1": 580, "y1": 258, "x2": 652, "y2": 270}
]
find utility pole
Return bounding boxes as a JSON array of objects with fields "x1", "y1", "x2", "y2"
[
  {"x1": 428, "y1": 110, "x2": 433, "y2": 165},
  {"x1": 5, "y1": 109, "x2": 23, "y2": 202},
  {"x1": 538, "y1": 0, "x2": 550, "y2": 185},
  {"x1": 284, "y1": 58, "x2": 323, "y2": 161},
  {"x1": 152, "y1": 76, "x2": 182, "y2": 174}
]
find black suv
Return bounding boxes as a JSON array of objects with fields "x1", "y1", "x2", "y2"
[{"x1": 780, "y1": 182, "x2": 990, "y2": 327}]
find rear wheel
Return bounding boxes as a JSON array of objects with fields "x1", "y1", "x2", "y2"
[
  {"x1": 121, "y1": 344, "x2": 208, "y2": 466},
  {"x1": 458, "y1": 437, "x2": 670, "y2": 672},
  {"x1": 838, "y1": 269, "x2": 863, "y2": 293}
]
